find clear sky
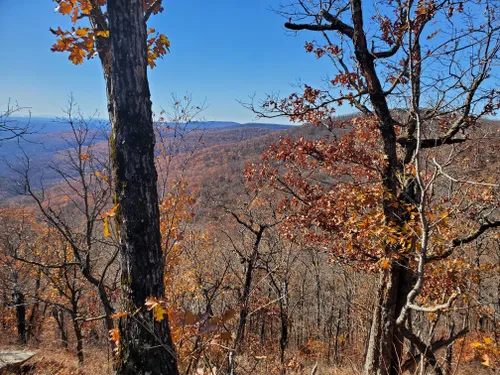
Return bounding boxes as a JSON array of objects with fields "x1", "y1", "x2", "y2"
[{"x1": 0, "y1": 0, "x2": 342, "y2": 123}]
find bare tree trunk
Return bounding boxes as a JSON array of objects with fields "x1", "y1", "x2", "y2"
[
  {"x1": 444, "y1": 321, "x2": 455, "y2": 375},
  {"x1": 278, "y1": 281, "x2": 289, "y2": 372},
  {"x1": 105, "y1": 1, "x2": 178, "y2": 374},
  {"x1": 53, "y1": 308, "x2": 69, "y2": 349},
  {"x1": 26, "y1": 271, "x2": 41, "y2": 341},
  {"x1": 234, "y1": 246, "x2": 258, "y2": 353},
  {"x1": 326, "y1": 302, "x2": 334, "y2": 363},
  {"x1": 334, "y1": 309, "x2": 342, "y2": 364},
  {"x1": 364, "y1": 261, "x2": 410, "y2": 375},
  {"x1": 71, "y1": 312, "x2": 84, "y2": 367},
  {"x1": 12, "y1": 280, "x2": 26, "y2": 345}
]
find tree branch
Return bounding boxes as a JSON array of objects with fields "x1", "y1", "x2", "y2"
[
  {"x1": 285, "y1": 10, "x2": 354, "y2": 38},
  {"x1": 428, "y1": 220, "x2": 500, "y2": 262}
]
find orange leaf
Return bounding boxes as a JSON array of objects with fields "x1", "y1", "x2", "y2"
[
  {"x1": 75, "y1": 28, "x2": 88, "y2": 37},
  {"x1": 59, "y1": 2, "x2": 73, "y2": 15},
  {"x1": 380, "y1": 258, "x2": 391, "y2": 270},
  {"x1": 110, "y1": 312, "x2": 127, "y2": 319},
  {"x1": 103, "y1": 216, "x2": 110, "y2": 237},
  {"x1": 109, "y1": 328, "x2": 120, "y2": 343},
  {"x1": 96, "y1": 30, "x2": 109, "y2": 38},
  {"x1": 69, "y1": 47, "x2": 86, "y2": 65}
]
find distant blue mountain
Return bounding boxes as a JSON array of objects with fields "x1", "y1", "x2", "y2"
[
  {"x1": 2, "y1": 117, "x2": 292, "y2": 134},
  {"x1": 0, "y1": 117, "x2": 293, "y2": 197}
]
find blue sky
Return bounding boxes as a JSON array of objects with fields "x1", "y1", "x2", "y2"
[{"x1": 0, "y1": 0, "x2": 342, "y2": 123}]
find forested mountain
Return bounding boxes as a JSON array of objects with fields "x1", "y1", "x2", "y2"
[
  {"x1": 1, "y1": 113, "x2": 498, "y2": 374},
  {"x1": 0, "y1": 119, "x2": 292, "y2": 199},
  {"x1": 1, "y1": 0, "x2": 500, "y2": 374}
]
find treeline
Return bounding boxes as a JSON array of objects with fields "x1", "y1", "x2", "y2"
[{"x1": 0, "y1": 102, "x2": 499, "y2": 374}]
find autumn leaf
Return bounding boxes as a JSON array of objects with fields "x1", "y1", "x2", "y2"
[
  {"x1": 99, "y1": 203, "x2": 120, "y2": 219},
  {"x1": 484, "y1": 337, "x2": 493, "y2": 345},
  {"x1": 69, "y1": 47, "x2": 86, "y2": 65},
  {"x1": 103, "y1": 216, "x2": 110, "y2": 237},
  {"x1": 159, "y1": 34, "x2": 170, "y2": 48},
  {"x1": 380, "y1": 258, "x2": 391, "y2": 270},
  {"x1": 80, "y1": 0, "x2": 93, "y2": 14},
  {"x1": 153, "y1": 304, "x2": 167, "y2": 321},
  {"x1": 482, "y1": 354, "x2": 490, "y2": 367},
  {"x1": 75, "y1": 28, "x2": 88, "y2": 37},
  {"x1": 59, "y1": 1, "x2": 73, "y2": 15},
  {"x1": 96, "y1": 30, "x2": 109, "y2": 38},
  {"x1": 145, "y1": 297, "x2": 168, "y2": 322},
  {"x1": 109, "y1": 328, "x2": 120, "y2": 348},
  {"x1": 110, "y1": 312, "x2": 127, "y2": 319}
]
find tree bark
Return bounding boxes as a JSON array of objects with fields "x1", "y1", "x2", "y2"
[
  {"x1": 278, "y1": 280, "x2": 289, "y2": 371},
  {"x1": 364, "y1": 261, "x2": 410, "y2": 375},
  {"x1": 53, "y1": 308, "x2": 69, "y2": 349},
  {"x1": 12, "y1": 290, "x2": 26, "y2": 344},
  {"x1": 71, "y1": 312, "x2": 84, "y2": 367},
  {"x1": 105, "y1": 1, "x2": 178, "y2": 374},
  {"x1": 26, "y1": 271, "x2": 41, "y2": 341}
]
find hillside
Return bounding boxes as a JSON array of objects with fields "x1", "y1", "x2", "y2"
[{"x1": 0, "y1": 120, "x2": 293, "y2": 199}]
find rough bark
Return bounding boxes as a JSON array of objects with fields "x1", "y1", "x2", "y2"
[{"x1": 105, "y1": 1, "x2": 178, "y2": 374}]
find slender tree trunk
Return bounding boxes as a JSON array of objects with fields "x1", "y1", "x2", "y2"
[
  {"x1": 444, "y1": 321, "x2": 455, "y2": 375},
  {"x1": 12, "y1": 290, "x2": 26, "y2": 344},
  {"x1": 233, "y1": 226, "x2": 265, "y2": 351},
  {"x1": 71, "y1": 313, "x2": 84, "y2": 367},
  {"x1": 279, "y1": 281, "x2": 289, "y2": 372},
  {"x1": 26, "y1": 272, "x2": 41, "y2": 341},
  {"x1": 334, "y1": 309, "x2": 342, "y2": 364},
  {"x1": 230, "y1": 248, "x2": 258, "y2": 374},
  {"x1": 326, "y1": 301, "x2": 335, "y2": 363},
  {"x1": 104, "y1": 1, "x2": 178, "y2": 374},
  {"x1": 53, "y1": 308, "x2": 69, "y2": 349}
]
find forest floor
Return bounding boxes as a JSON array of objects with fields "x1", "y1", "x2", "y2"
[{"x1": 0, "y1": 344, "x2": 493, "y2": 375}]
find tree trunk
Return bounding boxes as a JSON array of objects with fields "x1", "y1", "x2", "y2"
[
  {"x1": 106, "y1": 1, "x2": 178, "y2": 374},
  {"x1": 53, "y1": 308, "x2": 69, "y2": 349},
  {"x1": 12, "y1": 290, "x2": 26, "y2": 344},
  {"x1": 279, "y1": 281, "x2": 289, "y2": 372},
  {"x1": 364, "y1": 261, "x2": 410, "y2": 375},
  {"x1": 71, "y1": 314, "x2": 84, "y2": 367},
  {"x1": 26, "y1": 272, "x2": 41, "y2": 341},
  {"x1": 334, "y1": 309, "x2": 342, "y2": 364},
  {"x1": 444, "y1": 321, "x2": 455, "y2": 375}
]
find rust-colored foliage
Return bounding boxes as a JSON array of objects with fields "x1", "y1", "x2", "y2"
[{"x1": 50, "y1": 0, "x2": 170, "y2": 67}]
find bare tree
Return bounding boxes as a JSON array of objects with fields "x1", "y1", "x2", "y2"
[
  {"x1": 0, "y1": 99, "x2": 32, "y2": 144},
  {"x1": 246, "y1": 0, "x2": 500, "y2": 373}
]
